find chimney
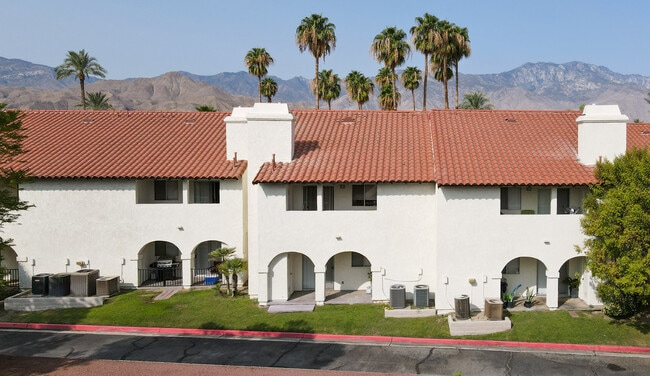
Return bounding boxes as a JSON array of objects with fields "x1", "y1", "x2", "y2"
[{"x1": 576, "y1": 104, "x2": 628, "y2": 165}]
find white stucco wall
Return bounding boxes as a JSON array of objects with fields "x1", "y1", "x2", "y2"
[{"x1": 3, "y1": 178, "x2": 245, "y2": 288}]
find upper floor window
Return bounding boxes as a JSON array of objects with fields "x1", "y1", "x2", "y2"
[
  {"x1": 154, "y1": 180, "x2": 180, "y2": 201},
  {"x1": 500, "y1": 187, "x2": 521, "y2": 211},
  {"x1": 352, "y1": 184, "x2": 377, "y2": 207},
  {"x1": 193, "y1": 181, "x2": 220, "y2": 204}
]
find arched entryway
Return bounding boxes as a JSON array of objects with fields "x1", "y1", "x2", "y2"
[
  {"x1": 501, "y1": 256, "x2": 547, "y2": 299},
  {"x1": 1, "y1": 246, "x2": 19, "y2": 287},
  {"x1": 137, "y1": 241, "x2": 182, "y2": 287},
  {"x1": 191, "y1": 240, "x2": 222, "y2": 286},
  {"x1": 325, "y1": 251, "x2": 372, "y2": 292},
  {"x1": 267, "y1": 252, "x2": 315, "y2": 302},
  {"x1": 559, "y1": 256, "x2": 586, "y2": 298}
]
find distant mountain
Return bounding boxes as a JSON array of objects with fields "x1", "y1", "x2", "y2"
[{"x1": 1, "y1": 57, "x2": 649, "y2": 121}]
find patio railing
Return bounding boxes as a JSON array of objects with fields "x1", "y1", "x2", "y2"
[
  {"x1": 2, "y1": 268, "x2": 19, "y2": 287},
  {"x1": 138, "y1": 265, "x2": 183, "y2": 287},
  {"x1": 191, "y1": 267, "x2": 220, "y2": 286}
]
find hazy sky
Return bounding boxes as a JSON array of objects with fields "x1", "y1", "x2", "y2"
[{"x1": 4, "y1": 1, "x2": 649, "y2": 80}]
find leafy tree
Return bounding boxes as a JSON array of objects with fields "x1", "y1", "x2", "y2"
[
  {"x1": 316, "y1": 69, "x2": 340, "y2": 110},
  {"x1": 77, "y1": 91, "x2": 112, "y2": 110},
  {"x1": 54, "y1": 49, "x2": 107, "y2": 110},
  {"x1": 345, "y1": 71, "x2": 374, "y2": 110},
  {"x1": 581, "y1": 148, "x2": 650, "y2": 317},
  {"x1": 400, "y1": 66, "x2": 422, "y2": 111},
  {"x1": 0, "y1": 104, "x2": 31, "y2": 266},
  {"x1": 371, "y1": 27, "x2": 410, "y2": 110},
  {"x1": 296, "y1": 14, "x2": 336, "y2": 110},
  {"x1": 195, "y1": 105, "x2": 217, "y2": 112},
  {"x1": 449, "y1": 26, "x2": 471, "y2": 109},
  {"x1": 410, "y1": 13, "x2": 439, "y2": 111},
  {"x1": 378, "y1": 84, "x2": 400, "y2": 111},
  {"x1": 458, "y1": 91, "x2": 493, "y2": 109},
  {"x1": 244, "y1": 47, "x2": 274, "y2": 103},
  {"x1": 260, "y1": 77, "x2": 278, "y2": 103}
]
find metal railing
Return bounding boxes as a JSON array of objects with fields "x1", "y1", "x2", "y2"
[
  {"x1": 2, "y1": 268, "x2": 19, "y2": 287},
  {"x1": 191, "y1": 267, "x2": 220, "y2": 286},
  {"x1": 138, "y1": 265, "x2": 183, "y2": 287}
]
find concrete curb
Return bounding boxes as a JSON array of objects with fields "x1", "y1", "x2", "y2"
[{"x1": 1, "y1": 322, "x2": 649, "y2": 355}]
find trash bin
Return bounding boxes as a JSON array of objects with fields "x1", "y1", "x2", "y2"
[
  {"x1": 454, "y1": 294, "x2": 470, "y2": 319},
  {"x1": 32, "y1": 273, "x2": 52, "y2": 295},
  {"x1": 390, "y1": 284, "x2": 406, "y2": 308}
]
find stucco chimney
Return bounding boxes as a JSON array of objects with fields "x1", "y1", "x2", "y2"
[{"x1": 576, "y1": 104, "x2": 628, "y2": 165}]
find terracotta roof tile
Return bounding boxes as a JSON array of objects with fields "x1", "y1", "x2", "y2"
[
  {"x1": 627, "y1": 122, "x2": 650, "y2": 150},
  {"x1": 11, "y1": 110, "x2": 246, "y2": 179}
]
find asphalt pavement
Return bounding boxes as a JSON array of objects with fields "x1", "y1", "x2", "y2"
[{"x1": 1, "y1": 325, "x2": 650, "y2": 375}]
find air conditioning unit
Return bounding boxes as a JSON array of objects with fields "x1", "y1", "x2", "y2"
[
  {"x1": 454, "y1": 294, "x2": 470, "y2": 320},
  {"x1": 96, "y1": 276, "x2": 120, "y2": 296},
  {"x1": 390, "y1": 284, "x2": 406, "y2": 309},
  {"x1": 484, "y1": 298, "x2": 503, "y2": 320},
  {"x1": 49, "y1": 273, "x2": 71, "y2": 296},
  {"x1": 413, "y1": 285, "x2": 429, "y2": 308},
  {"x1": 70, "y1": 269, "x2": 100, "y2": 297},
  {"x1": 32, "y1": 273, "x2": 52, "y2": 295}
]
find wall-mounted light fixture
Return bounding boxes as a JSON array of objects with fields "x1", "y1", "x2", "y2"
[
  {"x1": 177, "y1": 226, "x2": 184, "y2": 231},
  {"x1": 339, "y1": 184, "x2": 346, "y2": 189},
  {"x1": 335, "y1": 236, "x2": 342, "y2": 241},
  {"x1": 31, "y1": 259, "x2": 36, "y2": 266}
]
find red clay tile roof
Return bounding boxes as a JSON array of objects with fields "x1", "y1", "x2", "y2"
[
  {"x1": 11, "y1": 110, "x2": 246, "y2": 179},
  {"x1": 252, "y1": 110, "x2": 436, "y2": 184},
  {"x1": 431, "y1": 109, "x2": 598, "y2": 186},
  {"x1": 627, "y1": 122, "x2": 650, "y2": 150}
]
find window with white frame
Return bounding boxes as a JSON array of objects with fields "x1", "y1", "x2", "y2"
[
  {"x1": 154, "y1": 180, "x2": 180, "y2": 201},
  {"x1": 500, "y1": 187, "x2": 521, "y2": 211},
  {"x1": 193, "y1": 181, "x2": 220, "y2": 203},
  {"x1": 352, "y1": 184, "x2": 377, "y2": 207}
]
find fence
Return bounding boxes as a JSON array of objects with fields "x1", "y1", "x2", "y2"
[{"x1": 138, "y1": 265, "x2": 183, "y2": 287}]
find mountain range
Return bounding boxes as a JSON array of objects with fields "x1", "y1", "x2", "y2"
[{"x1": 1, "y1": 56, "x2": 649, "y2": 121}]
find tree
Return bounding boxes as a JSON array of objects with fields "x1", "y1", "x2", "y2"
[
  {"x1": 54, "y1": 49, "x2": 107, "y2": 110},
  {"x1": 316, "y1": 69, "x2": 340, "y2": 110},
  {"x1": 220, "y1": 258, "x2": 247, "y2": 297},
  {"x1": 260, "y1": 77, "x2": 278, "y2": 103},
  {"x1": 370, "y1": 27, "x2": 410, "y2": 110},
  {"x1": 244, "y1": 48, "x2": 274, "y2": 103},
  {"x1": 400, "y1": 66, "x2": 422, "y2": 111},
  {"x1": 581, "y1": 148, "x2": 650, "y2": 317},
  {"x1": 0, "y1": 104, "x2": 31, "y2": 265},
  {"x1": 296, "y1": 14, "x2": 336, "y2": 110},
  {"x1": 430, "y1": 20, "x2": 459, "y2": 109},
  {"x1": 195, "y1": 105, "x2": 217, "y2": 112},
  {"x1": 449, "y1": 26, "x2": 471, "y2": 109},
  {"x1": 410, "y1": 13, "x2": 439, "y2": 111},
  {"x1": 209, "y1": 246, "x2": 236, "y2": 295},
  {"x1": 378, "y1": 84, "x2": 400, "y2": 111},
  {"x1": 78, "y1": 92, "x2": 112, "y2": 110},
  {"x1": 458, "y1": 91, "x2": 493, "y2": 109},
  {"x1": 345, "y1": 71, "x2": 374, "y2": 110}
]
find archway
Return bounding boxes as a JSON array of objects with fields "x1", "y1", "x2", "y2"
[
  {"x1": 267, "y1": 252, "x2": 315, "y2": 302},
  {"x1": 501, "y1": 256, "x2": 547, "y2": 299},
  {"x1": 191, "y1": 240, "x2": 222, "y2": 286},
  {"x1": 325, "y1": 251, "x2": 372, "y2": 292},
  {"x1": 558, "y1": 256, "x2": 586, "y2": 298},
  {"x1": 137, "y1": 241, "x2": 182, "y2": 287},
  {"x1": 1, "y1": 246, "x2": 19, "y2": 287}
]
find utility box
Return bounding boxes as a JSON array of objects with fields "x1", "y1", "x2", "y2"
[
  {"x1": 484, "y1": 298, "x2": 504, "y2": 320},
  {"x1": 390, "y1": 284, "x2": 406, "y2": 309},
  {"x1": 454, "y1": 295, "x2": 470, "y2": 320},
  {"x1": 32, "y1": 273, "x2": 52, "y2": 295},
  {"x1": 49, "y1": 273, "x2": 71, "y2": 296},
  {"x1": 413, "y1": 285, "x2": 429, "y2": 308},
  {"x1": 70, "y1": 269, "x2": 100, "y2": 296},
  {"x1": 96, "y1": 276, "x2": 120, "y2": 296}
]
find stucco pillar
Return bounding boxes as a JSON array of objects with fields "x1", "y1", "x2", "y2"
[
  {"x1": 257, "y1": 270, "x2": 269, "y2": 306},
  {"x1": 182, "y1": 256, "x2": 192, "y2": 287},
  {"x1": 314, "y1": 265, "x2": 326, "y2": 305},
  {"x1": 545, "y1": 270, "x2": 559, "y2": 310},
  {"x1": 371, "y1": 268, "x2": 383, "y2": 301}
]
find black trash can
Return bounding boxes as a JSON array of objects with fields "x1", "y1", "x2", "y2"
[
  {"x1": 32, "y1": 273, "x2": 52, "y2": 295},
  {"x1": 390, "y1": 284, "x2": 406, "y2": 309},
  {"x1": 49, "y1": 273, "x2": 71, "y2": 297}
]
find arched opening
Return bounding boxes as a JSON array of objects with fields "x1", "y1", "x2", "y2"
[
  {"x1": 501, "y1": 256, "x2": 547, "y2": 305},
  {"x1": 1, "y1": 246, "x2": 19, "y2": 287},
  {"x1": 326, "y1": 251, "x2": 371, "y2": 292},
  {"x1": 267, "y1": 252, "x2": 314, "y2": 302},
  {"x1": 191, "y1": 240, "x2": 222, "y2": 286},
  {"x1": 137, "y1": 241, "x2": 182, "y2": 287},
  {"x1": 559, "y1": 256, "x2": 586, "y2": 298}
]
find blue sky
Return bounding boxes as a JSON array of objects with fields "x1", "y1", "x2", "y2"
[{"x1": 4, "y1": 1, "x2": 649, "y2": 80}]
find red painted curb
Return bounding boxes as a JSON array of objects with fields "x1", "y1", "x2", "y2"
[{"x1": 1, "y1": 322, "x2": 649, "y2": 355}]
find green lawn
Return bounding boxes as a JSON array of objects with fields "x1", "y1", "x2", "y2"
[{"x1": 1, "y1": 289, "x2": 649, "y2": 347}]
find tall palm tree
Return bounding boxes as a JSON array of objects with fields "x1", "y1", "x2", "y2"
[
  {"x1": 370, "y1": 27, "x2": 410, "y2": 110},
  {"x1": 450, "y1": 26, "x2": 471, "y2": 108},
  {"x1": 459, "y1": 91, "x2": 493, "y2": 109},
  {"x1": 400, "y1": 66, "x2": 422, "y2": 111},
  {"x1": 410, "y1": 13, "x2": 439, "y2": 111},
  {"x1": 345, "y1": 71, "x2": 374, "y2": 110},
  {"x1": 378, "y1": 84, "x2": 400, "y2": 111},
  {"x1": 244, "y1": 47, "x2": 274, "y2": 103},
  {"x1": 54, "y1": 49, "x2": 107, "y2": 110},
  {"x1": 79, "y1": 91, "x2": 112, "y2": 110},
  {"x1": 431, "y1": 20, "x2": 456, "y2": 109},
  {"x1": 316, "y1": 69, "x2": 341, "y2": 110},
  {"x1": 296, "y1": 14, "x2": 336, "y2": 110},
  {"x1": 260, "y1": 77, "x2": 278, "y2": 103},
  {"x1": 375, "y1": 67, "x2": 395, "y2": 110}
]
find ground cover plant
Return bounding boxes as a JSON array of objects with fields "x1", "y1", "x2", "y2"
[{"x1": 1, "y1": 289, "x2": 649, "y2": 347}]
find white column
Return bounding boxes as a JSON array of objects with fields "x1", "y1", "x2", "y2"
[
  {"x1": 546, "y1": 270, "x2": 559, "y2": 310},
  {"x1": 315, "y1": 265, "x2": 326, "y2": 305},
  {"x1": 182, "y1": 256, "x2": 191, "y2": 288},
  {"x1": 257, "y1": 270, "x2": 269, "y2": 306},
  {"x1": 370, "y1": 268, "x2": 384, "y2": 301}
]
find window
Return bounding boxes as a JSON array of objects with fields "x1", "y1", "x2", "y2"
[
  {"x1": 537, "y1": 189, "x2": 551, "y2": 214},
  {"x1": 502, "y1": 258, "x2": 520, "y2": 274},
  {"x1": 557, "y1": 188, "x2": 570, "y2": 214},
  {"x1": 303, "y1": 186, "x2": 317, "y2": 211},
  {"x1": 352, "y1": 184, "x2": 377, "y2": 207},
  {"x1": 154, "y1": 180, "x2": 179, "y2": 201},
  {"x1": 500, "y1": 187, "x2": 521, "y2": 211},
  {"x1": 323, "y1": 186, "x2": 334, "y2": 211},
  {"x1": 194, "y1": 181, "x2": 220, "y2": 203},
  {"x1": 351, "y1": 252, "x2": 371, "y2": 267}
]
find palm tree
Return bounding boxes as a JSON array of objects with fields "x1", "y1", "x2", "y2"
[
  {"x1": 370, "y1": 27, "x2": 410, "y2": 110},
  {"x1": 209, "y1": 247, "x2": 236, "y2": 294},
  {"x1": 260, "y1": 77, "x2": 278, "y2": 103},
  {"x1": 54, "y1": 49, "x2": 107, "y2": 110},
  {"x1": 221, "y1": 258, "x2": 247, "y2": 297},
  {"x1": 345, "y1": 71, "x2": 374, "y2": 110},
  {"x1": 430, "y1": 20, "x2": 457, "y2": 109},
  {"x1": 244, "y1": 48, "x2": 274, "y2": 103},
  {"x1": 459, "y1": 91, "x2": 493, "y2": 109},
  {"x1": 400, "y1": 67, "x2": 422, "y2": 111},
  {"x1": 378, "y1": 84, "x2": 400, "y2": 111},
  {"x1": 195, "y1": 105, "x2": 217, "y2": 112},
  {"x1": 78, "y1": 92, "x2": 112, "y2": 110},
  {"x1": 316, "y1": 69, "x2": 341, "y2": 110},
  {"x1": 450, "y1": 26, "x2": 471, "y2": 108},
  {"x1": 410, "y1": 13, "x2": 439, "y2": 111},
  {"x1": 296, "y1": 14, "x2": 336, "y2": 110}
]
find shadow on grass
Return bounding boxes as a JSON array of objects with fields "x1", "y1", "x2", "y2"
[
  {"x1": 246, "y1": 320, "x2": 314, "y2": 333},
  {"x1": 199, "y1": 321, "x2": 226, "y2": 330},
  {"x1": 610, "y1": 307, "x2": 650, "y2": 335}
]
